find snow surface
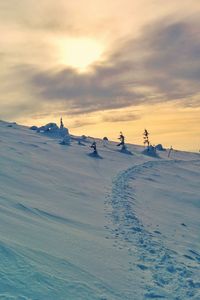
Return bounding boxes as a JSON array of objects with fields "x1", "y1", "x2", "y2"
[{"x1": 0, "y1": 120, "x2": 199, "y2": 300}]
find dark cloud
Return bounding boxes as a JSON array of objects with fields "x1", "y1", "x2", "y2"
[
  {"x1": 137, "y1": 19, "x2": 200, "y2": 99},
  {"x1": 15, "y1": 17, "x2": 200, "y2": 117},
  {"x1": 20, "y1": 63, "x2": 143, "y2": 114}
]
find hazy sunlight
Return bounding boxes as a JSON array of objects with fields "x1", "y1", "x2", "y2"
[{"x1": 56, "y1": 37, "x2": 104, "y2": 72}]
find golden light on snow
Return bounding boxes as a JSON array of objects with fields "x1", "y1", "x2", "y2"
[{"x1": 56, "y1": 37, "x2": 104, "y2": 72}]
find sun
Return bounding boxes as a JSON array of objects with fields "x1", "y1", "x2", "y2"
[{"x1": 56, "y1": 37, "x2": 104, "y2": 72}]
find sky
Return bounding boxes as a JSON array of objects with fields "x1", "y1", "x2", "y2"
[{"x1": 0, "y1": 0, "x2": 200, "y2": 151}]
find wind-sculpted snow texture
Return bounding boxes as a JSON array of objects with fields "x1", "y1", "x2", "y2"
[
  {"x1": 0, "y1": 120, "x2": 199, "y2": 299},
  {"x1": 0, "y1": 121, "x2": 144, "y2": 299},
  {"x1": 106, "y1": 160, "x2": 200, "y2": 299}
]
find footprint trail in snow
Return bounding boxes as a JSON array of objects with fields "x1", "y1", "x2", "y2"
[{"x1": 105, "y1": 160, "x2": 200, "y2": 300}]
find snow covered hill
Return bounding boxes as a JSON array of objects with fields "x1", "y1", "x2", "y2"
[{"x1": 0, "y1": 120, "x2": 199, "y2": 300}]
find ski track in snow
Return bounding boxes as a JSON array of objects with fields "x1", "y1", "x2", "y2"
[{"x1": 105, "y1": 159, "x2": 200, "y2": 300}]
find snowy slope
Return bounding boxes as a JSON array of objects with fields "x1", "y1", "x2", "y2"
[{"x1": 0, "y1": 120, "x2": 199, "y2": 300}]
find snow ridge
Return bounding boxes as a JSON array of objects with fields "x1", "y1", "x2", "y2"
[{"x1": 106, "y1": 160, "x2": 200, "y2": 299}]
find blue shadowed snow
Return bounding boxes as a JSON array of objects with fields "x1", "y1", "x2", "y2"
[{"x1": 0, "y1": 121, "x2": 199, "y2": 299}]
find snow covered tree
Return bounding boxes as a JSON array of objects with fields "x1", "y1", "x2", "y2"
[
  {"x1": 90, "y1": 141, "x2": 97, "y2": 154},
  {"x1": 103, "y1": 136, "x2": 108, "y2": 147},
  {"x1": 60, "y1": 134, "x2": 71, "y2": 145}
]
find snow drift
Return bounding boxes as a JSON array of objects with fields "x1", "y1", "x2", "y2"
[{"x1": 0, "y1": 120, "x2": 199, "y2": 300}]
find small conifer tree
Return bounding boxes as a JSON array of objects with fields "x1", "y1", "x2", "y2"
[
  {"x1": 143, "y1": 129, "x2": 150, "y2": 150},
  {"x1": 60, "y1": 117, "x2": 64, "y2": 129}
]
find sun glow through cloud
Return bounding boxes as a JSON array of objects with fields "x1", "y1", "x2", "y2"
[{"x1": 56, "y1": 37, "x2": 104, "y2": 72}]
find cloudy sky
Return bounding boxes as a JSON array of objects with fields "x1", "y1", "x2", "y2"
[{"x1": 1, "y1": 0, "x2": 200, "y2": 151}]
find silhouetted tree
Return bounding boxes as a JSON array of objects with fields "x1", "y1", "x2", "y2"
[
  {"x1": 117, "y1": 132, "x2": 126, "y2": 150},
  {"x1": 143, "y1": 129, "x2": 150, "y2": 150},
  {"x1": 60, "y1": 117, "x2": 64, "y2": 129}
]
